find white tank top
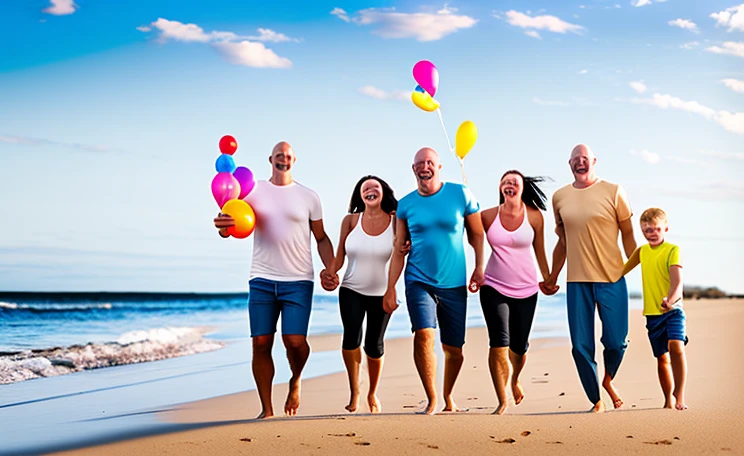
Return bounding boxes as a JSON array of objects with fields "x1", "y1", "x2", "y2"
[{"x1": 341, "y1": 212, "x2": 394, "y2": 296}]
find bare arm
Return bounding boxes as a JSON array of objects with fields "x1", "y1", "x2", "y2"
[
  {"x1": 383, "y1": 217, "x2": 409, "y2": 313},
  {"x1": 465, "y1": 212, "x2": 486, "y2": 291},
  {"x1": 618, "y1": 218, "x2": 637, "y2": 259},
  {"x1": 311, "y1": 219, "x2": 335, "y2": 270},
  {"x1": 330, "y1": 215, "x2": 354, "y2": 275},
  {"x1": 621, "y1": 248, "x2": 641, "y2": 276},
  {"x1": 663, "y1": 265, "x2": 683, "y2": 310},
  {"x1": 546, "y1": 223, "x2": 567, "y2": 288},
  {"x1": 529, "y1": 209, "x2": 550, "y2": 281}
]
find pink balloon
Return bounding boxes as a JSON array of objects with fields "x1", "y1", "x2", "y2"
[
  {"x1": 233, "y1": 166, "x2": 256, "y2": 199},
  {"x1": 412, "y1": 60, "x2": 439, "y2": 97},
  {"x1": 211, "y1": 172, "x2": 240, "y2": 208}
]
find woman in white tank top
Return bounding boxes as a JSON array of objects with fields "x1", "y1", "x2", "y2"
[{"x1": 325, "y1": 175, "x2": 398, "y2": 414}]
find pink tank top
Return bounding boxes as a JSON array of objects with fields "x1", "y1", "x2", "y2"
[{"x1": 483, "y1": 206, "x2": 539, "y2": 298}]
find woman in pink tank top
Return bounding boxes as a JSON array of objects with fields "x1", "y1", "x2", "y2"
[{"x1": 479, "y1": 170, "x2": 553, "y2": 415}]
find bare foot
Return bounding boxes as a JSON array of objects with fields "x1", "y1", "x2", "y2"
[
  {"x1": 512, "y1": 379, "x2": 525, "y2": 405},
  {"x1": 591, "y1": 400, "x2": 606, "y2": 413},
  {"x1": 256, "y1": 409, "x2": 274, "y2": 419},
  {"x1": 492, "y1": 403, "x2": 507, "y2": 415},
  {"x1": 602, "y1": 376, "x2": 623, "y2": 409},
  {"x1": 663, "y1": 399, "x2": 673, "y2": 409},
  {"x1": 367, "y1": 393, "x2": 381, "y2": 413},
  {"x1": 416, "y1": 400, "x2": 437, "y2": 415},
  {"x1": 345, "y1": 390, "x2": 359, "y2": 413},
  {"x1": 441, "y1": 398, "x2": 469, "y2": 413},
  {"x1": 284, "y1": 379, "x2": 301, "y2": 416},
  {"x1": 675, "y1": 401, "x2": 688, "y2": 410}
]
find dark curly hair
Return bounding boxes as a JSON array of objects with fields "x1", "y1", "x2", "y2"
[
  {"x1": 348, "y1": 175, "x2": 398, "y2": 214},
  {"x1": 499, "y1": 170, "x2": 548, "y2": 211}
]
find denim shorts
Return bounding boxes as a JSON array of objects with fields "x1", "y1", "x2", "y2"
[
  {"x1": 646, "y1": 307, "x2": 688, "y2": 358},
  {"x1": 404, "y1": 280, "x2": 467, "y2": 347},
  {"x1": 248, "y1": 278, "x2": 314, "y2": 337}
]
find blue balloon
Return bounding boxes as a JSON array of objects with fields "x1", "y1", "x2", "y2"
[
  {"x1": 215, "y1": 154, "x2": 236, "y2": 173},
  {"x1": 414, "y1": 85, "x2": 426, "y2": 93}
]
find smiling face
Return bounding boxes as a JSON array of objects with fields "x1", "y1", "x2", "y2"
[
  {"x1": 500, "y1": 173, "x2": 523, "y2": 202},
  {"x1": 569, "y1": 144, "x2": 597, "y2": 186},
  {"x1": 412, "y1": 147, "x2": 442, "y2": 194},
  {"x1": 360, "y1": 178, "x2": 383, "y2": 210},
  {"x1": 269, "y1": 142, "x2": 296, "y2": 174},
  {"x1": 641, "y1": 220, "x2": 668, "y2": 247}
]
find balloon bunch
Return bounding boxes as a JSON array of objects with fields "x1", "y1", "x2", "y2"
[
  {"x1": 410, "y1": 60, "x2": 478, "y2": 184},
  {"x1": 210, "y1": 135, "x2": 257, "y2": 238}
]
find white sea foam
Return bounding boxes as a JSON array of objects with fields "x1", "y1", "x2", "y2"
[
  {"x1": 0, "y1": 301, "x2": 18, "y2": 309},
  {"x1": 0, "y1": 326, "x2": 224, "y2": 384}
]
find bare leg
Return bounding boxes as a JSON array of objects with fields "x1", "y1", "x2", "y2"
[
  {"x1": 252, "y1": 335, "x2": 275, "y2": 419},
  {"x1": 342, "y1": 348, "x2": 361, "y2": 412},
  {"x1": 367, "y1": 355, "x2": 383, "y2": 413},
  {"x1": 669, "y1": 341, "x2": 688, "y2": 410},
  {"x1": 657, "y1": 353, "x2": 673, "y2": 408},
  {"x1": 282, "y1": 334, "x2": 310, "y2": 416},
  {"x1": 509, "y1": 350, "x2": 526, "y2": 406},
  {"x1": 591, "y1": 400, "x2": 606, "y2": 413},
  {"x1": 413, "y1": 329, "x2": 437, "y2": 414},
  {"x1": 602, "y1": 372, "x2": 623, "y2": 409},
  {"x1": 441, "y1": 343, "x2": 464, "y2": 412},
  {"x1": 488, "y1": 347, "x2": 510, "y2": 414}
]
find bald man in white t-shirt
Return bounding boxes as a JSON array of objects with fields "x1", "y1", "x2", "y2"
[{"x1": 214, "y1": 141, "x2": 336, "y2": 419}]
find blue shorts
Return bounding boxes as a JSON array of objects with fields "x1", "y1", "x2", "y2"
[
  {"x1": 405, "y1": 280, "x2": 467, "y2": 348},
  {"x1": 248, "y1": 278, "x2": 314, "y2": 337},
  {"x1": 646, "y1": 308, "x2": 688, "y2": 358}
]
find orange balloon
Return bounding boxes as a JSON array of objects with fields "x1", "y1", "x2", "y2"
[{"x1": 221, "y1": 199, "x2": 256, "y2": 238}]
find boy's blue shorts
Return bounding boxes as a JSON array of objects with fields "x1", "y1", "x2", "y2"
[
  {"x1": 404, "y1": 280, "x2": 467, "y2": 348},
  {"x1": 248, "y1": 278, "x2": 314, "y2": 337},
  {"x1": 645, "y1": 307, "x2": 688, "y2": 358}
]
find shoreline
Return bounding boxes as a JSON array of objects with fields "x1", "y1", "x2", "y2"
[{"x1": 50, "y1": 298, "x2": 744, "y2": 455}]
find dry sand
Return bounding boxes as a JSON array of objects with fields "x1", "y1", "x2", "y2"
[{"x1": 54, "y1": 299, "x2": 744, "y2": 455}]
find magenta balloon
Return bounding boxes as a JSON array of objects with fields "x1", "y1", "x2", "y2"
[
  {"x1": 412, "y1": 60, "x2": 439, "y2": 97},
  {"x1": 233, "y1": 166, "x2": 256, "y2": 199},
  {"x1": 211, "y1": 172, "x2": 240, "y2": 208}
]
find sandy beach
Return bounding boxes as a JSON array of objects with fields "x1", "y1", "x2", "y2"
[{"x1": 53, "y1": 298, "x2": 743, "y2": 455}]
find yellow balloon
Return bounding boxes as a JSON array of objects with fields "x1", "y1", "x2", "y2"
[
  {"x1": 455, "y1": 120, "x2": 478, "y2": 159},
  {"x1": 411, "y1": 91, "x2": 440, "y2": 112}
]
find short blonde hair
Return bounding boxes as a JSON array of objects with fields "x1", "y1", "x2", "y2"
[{"x1": 640, "y1": 207, "x2": 667, "y2": 225}]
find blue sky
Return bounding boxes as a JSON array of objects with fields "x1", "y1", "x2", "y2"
[{"x1": 1, "y1": 0, "x2": 742, "y2": 293}]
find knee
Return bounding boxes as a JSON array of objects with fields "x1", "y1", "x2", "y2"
[
  {"x1": 414, "y1": 329, "x2": 435, "y2": 348},
  {"x1": 253, "y1": 335, "x2": 274, "y2": 354},
  {"x1": 364, "y1": 344, "x2": 384, "y2": 359},
  {"x1": 668, "y1": 340, "x2": 685, "y2": 355},
  {"x1": 442, "y1": 344, "x2": 463, "y2": 360},
  {"x1": 282, "y1": 335, "x2": 308, "y2": 351}
]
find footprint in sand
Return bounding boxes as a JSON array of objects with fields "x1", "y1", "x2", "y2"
[
  {"x1": 239, "y1": 438, "x2": 252, "y2": 442},
  {"x1": 327, "y1": 433, "x2": 356, "y2": 437},
  {"x1": 644, "y1": 440, "x2": 673, "y2": 445},
  {"x1": 355, "y1": 442, "x2": 371, "y2": 446},
  {"x1": 521, "y1": 431, "x2": 531, "y2": 437},
  {"x1": 490, "y1": 436, "x2": 515, "y2": 444}
]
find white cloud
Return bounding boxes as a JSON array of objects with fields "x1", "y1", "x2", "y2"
[
  {"x1": 631, "y1": 93, "x2": 744, "y2": 135},
  {"x1": 136, "y1": 26, "x2": 152, "y2": 33},
  {"x1": 721, "y1": 78, "x2": 744, "y2": 93},
  {"x1": 43, "y1": 0, "x2": 77, "y2": 15},
  {"x1": 330, "y1": 7, "x2": 351, "y2": 22},
  {"x1": 578, "y1": 69, "x2": 589, "y2": 74},
  {"x1": 525, "y1": 30, "x2": 542, "y2": 39},
  {"x1": 248, "y1": 28, "x2": 298, "y2": 43},
  {"x1": 143, "y1": 19, "x2": 294, "y2": 69},
  {"x1": 348, "y1": 6, "x2": 477, "y2": 41},
  {"x1": 532, "y1": 97, "x2": 570, "y2": 107},
  {"x1": 710, "y1": 3, "x2": 744, "y2": 32},
  {"x1": 212, "y1": 41, "x2": 292, "y2": 68},
  {"x1": 632, "y1": 0, "x2": 652, "y2": 7},
  {"x1": 629, "y1": 80, "x2": 647, "y2": 93},
  {"x1": 700, "y1": 150, "x2": 744, "y2": 161},
  {"x1": 680, "y1": 41, "x2": 699, "y2": 50},
  {"x1": 668, "y1": 18, "x2": 699, "y2": 33},
  {"x1": 357, "y1": 86, "x2": 409, "y2": 101},
  {"x1": 504, "y1": 10, "x2": 585, "y2": 34},
  {"x1": 630, "y1": 148, "x2": 660, "y2": 164},
  {"x1": 706, "y1": 41, "x2": 744, "y2": 58}
]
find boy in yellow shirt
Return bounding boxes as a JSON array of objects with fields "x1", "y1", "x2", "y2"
[{"x1": 623, "y1": 208, "x2": 688, "y2": 410}]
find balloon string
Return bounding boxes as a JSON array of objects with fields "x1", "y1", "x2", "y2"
[
  {"x1": 435, "y1": 108, "x2": 454, "y2": 153},
  {"x1": 459, "y1": 158, "x2": 468, "y2": 185}
]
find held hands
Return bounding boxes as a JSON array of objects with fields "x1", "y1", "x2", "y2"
[
  {"x1": 468, "y1": 268, "x2": 485, "y2": 293},
  {"x1": 539, "y1": 276, "x2": 560, "y2": 296},
  {"x1": 399, "y1": 240, "x2": 411, "y2": 256},
  {"x1": 661, "y1": 297, "x2": 671, "y2": 312},
  {"x1": 319, "y1": 269, "x2": 340, "y2": 292},
  {"x1": 382, "y1": 288, "x2": 399, "y2": 314}
]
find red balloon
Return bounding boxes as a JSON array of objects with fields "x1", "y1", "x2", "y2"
[{"x1": 219, "y1": 135, "x2": 238, "y2": 155}]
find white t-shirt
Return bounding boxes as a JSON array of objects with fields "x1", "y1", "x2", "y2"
[{"x1": 244, "y1": 180, "x2": 322, "y2": 281}]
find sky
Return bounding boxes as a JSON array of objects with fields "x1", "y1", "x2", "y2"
[{"x1": 0, "y1": 0, "x2": 742, "y2": 294}]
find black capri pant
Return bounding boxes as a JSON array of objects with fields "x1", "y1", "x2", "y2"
[
  {"x1": 479, "y1": 285, "x2": 538, "y2": 355},
  {"x1": 339, "y1": 286, "x2": 391, "y2": 359}
]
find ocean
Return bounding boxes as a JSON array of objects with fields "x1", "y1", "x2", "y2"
[{"x1": 0, "y1": 291, "x2": 640, "y2": 455}]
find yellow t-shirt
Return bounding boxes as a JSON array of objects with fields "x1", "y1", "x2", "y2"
[
  {"x1": 552, "y1": 180, "x2": 632, "y2": 283},
  {"x1": 640, "y1": 242, "x2": 681, "y2": 316}
]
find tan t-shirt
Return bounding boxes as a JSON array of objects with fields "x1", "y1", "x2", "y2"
[{"x1": 552, "y1": 180, "x2": 632, "y2": 283}]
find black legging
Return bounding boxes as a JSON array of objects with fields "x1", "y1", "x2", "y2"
[
  {"x1": 479, "y1": 285, "x2": 538, "y2": 355},
  {"x1": 339, "y1": 286, "x2": 391, "y2": 359}
]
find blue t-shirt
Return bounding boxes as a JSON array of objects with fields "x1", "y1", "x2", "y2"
[{"x1": 396, "y1": 182, "x2": 480, "y2": 288}]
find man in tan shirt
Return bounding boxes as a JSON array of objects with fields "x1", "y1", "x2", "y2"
[{"x1": 542, "y1": 144, "x2": 636, "y2": 413}]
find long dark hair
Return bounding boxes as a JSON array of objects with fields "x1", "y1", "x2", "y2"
[
  {"x1": 499, "y1": 170, "x2": 548, "y2": 211},
  {"x1": 348, "y1": 175, "x2": 398, "y2": 214}
]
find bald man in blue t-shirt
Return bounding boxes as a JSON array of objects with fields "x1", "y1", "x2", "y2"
[{"x1": 383, "y1": 147, "x2": 486, "y2": 415}]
